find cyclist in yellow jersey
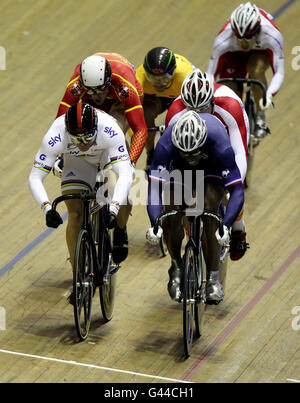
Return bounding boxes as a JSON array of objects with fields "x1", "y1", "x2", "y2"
[{"x1": 135, "y1": 47, "x2": 195, "y2": 171}]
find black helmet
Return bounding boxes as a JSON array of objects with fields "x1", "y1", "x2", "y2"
[
  {"x1": 65, "y1": 103, "x2": 98, "y2": 143},
  {"x1": 143, "y1": 47, "x2": 176, "y2": 75}
]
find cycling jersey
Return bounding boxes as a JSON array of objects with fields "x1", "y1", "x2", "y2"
[
  {"x1": 207, "y1": 9, "x2": 284, "y2": 96},
  {"x1": 56, "y1": 52, "x2": 147, "y2": 164},
  {"x1": 28, "y1": 109, "x2": 133, "y2": 215},
  {"x1": 136, "y1": 54, "x2": 195, "y2": 99},
  {"x1": 147, "y1": 113, "x2": 244, "y2": 229},
  {"x1": 165, "y1": 83, "x2": 249, "y2": 182}
]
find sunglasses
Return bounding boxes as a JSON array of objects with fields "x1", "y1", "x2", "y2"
[{"x1": 69, "y1": 130, "x2": 97, "y2": 145}]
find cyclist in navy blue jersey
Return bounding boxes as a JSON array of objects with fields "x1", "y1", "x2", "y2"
[{"x1": 146, "y1": 111, "x2": 246, "y2": 303}]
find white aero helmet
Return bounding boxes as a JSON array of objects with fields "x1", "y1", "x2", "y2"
[
  {"x1": 181, "y1": 69, "x2": 214, "y2": 110},
  {"x1": 172, "y1": 111, "x2": 207, "y2": 153},
  {"x1": 80, "y1": 55, "x2": 112, "y2": 89},
  {"x1": 230, "y1": 2, "x2": 261, "y2": 38}
]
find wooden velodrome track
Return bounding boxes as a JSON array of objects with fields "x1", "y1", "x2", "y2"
[{"x1": 0, "y1": 0, "x2": 299, "y2": 384}]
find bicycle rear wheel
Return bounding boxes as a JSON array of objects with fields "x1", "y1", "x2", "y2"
[
  {"x1": 73, "y1": 229, "x2": 94, "y2": 341},
  {"x1": 183, "y1": 245, "x2": 198, "y2": 358},
  {"x1": 99, "y1": 230, "x2": 116, "y2": 322}
]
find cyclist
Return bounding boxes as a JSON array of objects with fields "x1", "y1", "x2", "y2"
[
  {"x1": 146, "y1": 111, "x2": 245, "y2": 303},
  {"x1": 54, "y1": 52, "x2": 147, "y2": 172},
  {"x1": 135, "y1": 47, "x2": 195, "y2": 172},
  {"x1": 165, "y1": 69, "x2": 249, "y2": 261},
  {"x1": 28, "y1": 103, "x2": 134, "y2": 272},
  {"x1": 206, "y1": 2, "x2": 284, "y2": 139}
]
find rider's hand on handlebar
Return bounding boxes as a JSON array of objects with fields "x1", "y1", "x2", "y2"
[
  {"x1": 215, "y1": 225, "x2": 230, "y2": 246},
  {"x1": 146, "y1": 226, "x2": 163, "y2": 245},
  {"x1": 259, "y1": 91, "x2": 274, "y2": 110},
  {"x1": 46, "y1": 210, "x2": 63, "y2": 228}
]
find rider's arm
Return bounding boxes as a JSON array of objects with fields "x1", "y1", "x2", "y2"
[
  {"x1": 219, "y1": 146, "x2": 245, "y2": 229},
  {"x1": 214, "y1": 91, "x2": 249, "y2": 182},
  {"x1": 263, "y1": 31, "x2": 284, "y2": 96},
  {"x1": 111, "y1": 73, "x2": 148, "y2": 164},
  {"x1": 28, "y1": 119, "x2": 66, "y2": 211},
  {"x1": 147, "y1": 132, "x2": 174, "y2": 226},
  {"x1": 101, "y1": 120, "x2": 134, "y2": 216}
]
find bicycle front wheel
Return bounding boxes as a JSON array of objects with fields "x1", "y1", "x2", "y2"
[
  {"x1": 73, "y1": 229, "x2": 94, "y2": 341},
  {"x1": 99, "y1": 230, "x2": 116, "y2": 322},
  {"x1": 99, "y1": 274, "x2": 116, "y2": 322},
  {"x1": 183, "y1": 245, "x2": 198, "y2": 358}
]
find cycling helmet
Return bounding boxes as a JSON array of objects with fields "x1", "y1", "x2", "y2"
[
  {"x1": 65, "y1": 103, "x2": 98, "y2": 143},
  {"x1": 181, "y1": 69, "x2": 214, "y2": 110},
  {"x1": 172, "y1": 111, "x2": 207, "y2": 153},
  {"x1": 80, "y1": 55, "x2": 112, "y2": 90},
  {"x1": 230, "y1": 2, "x2": 261, "y2": 39},
  {"x1": 143, "y1": 47, "x2": 176, "y2": 75}
]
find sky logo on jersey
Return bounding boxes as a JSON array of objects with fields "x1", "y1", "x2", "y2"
[
  {"x1": 48, "y1": 134, "x2": 61, "y2": 147},
  {"x1": 104, "y1": 127, "x2": 118, "y2": 138},
  {"x1": 39, "y1": 154, "x2": 46, "y2": 160}
]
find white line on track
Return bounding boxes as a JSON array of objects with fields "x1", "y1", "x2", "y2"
[
  {"x1": 0, "y1": 349, "x2": 192, "y2": 383},
  {"x1": 286, "y1": 378, "x2": 300, "y2": 383}
]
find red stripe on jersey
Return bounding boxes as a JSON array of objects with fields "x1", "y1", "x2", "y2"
[
  {"x1": 259, "y1": 9, "x2": 280, "y2": 32},
  {"x1": 218, "y1": 20, "x2": 230, "y2": 35},
  {"x1": 214, "y1": 96, "x2": 248, "y2": 155}
]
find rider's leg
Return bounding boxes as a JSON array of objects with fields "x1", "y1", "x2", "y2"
[
  {"x1": 104, "y1": 168, "x2": 132, "y2": 264},
  {"x1": 63, "y1": 189, "x2": 84, "y2": 270},
  {"x1": 161, "y1": 192, "x2": 185, "y2": 301},
  {"x1": 201, "y1": 183, "x2": 225, "y2": 302}
]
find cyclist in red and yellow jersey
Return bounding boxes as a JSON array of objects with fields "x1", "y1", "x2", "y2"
[{"x1": 56, "y1": 52, "x2": 147, "y2": 165}]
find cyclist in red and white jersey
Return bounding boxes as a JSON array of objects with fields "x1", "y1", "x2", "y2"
[
  {"x1": 206, "y1": 2, "x2": 284, "y2": 139},
  {"x1": 165, "y1": 69, "x2": 249, "y2": 261}
]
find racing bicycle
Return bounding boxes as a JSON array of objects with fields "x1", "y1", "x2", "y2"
[
  {"x1": 51, "y1": 191, "x2": 119, "y2": 341},
  {"x1": 154, "y1": 209, "x2": 228, "y2": 358}
]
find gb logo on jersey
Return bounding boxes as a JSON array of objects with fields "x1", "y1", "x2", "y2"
[
  {"x1": 39, "y1": 154, "x2": 46, "y2": 160},
  {"x1": 118, "y1": 145, "x2": 125, "y2": 153}
]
